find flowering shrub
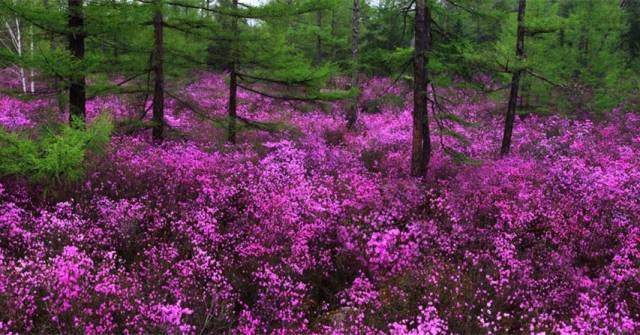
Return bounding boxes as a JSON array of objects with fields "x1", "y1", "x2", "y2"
[{"x1": 0, "y1": 73, "x2": 638, "y2": 334}]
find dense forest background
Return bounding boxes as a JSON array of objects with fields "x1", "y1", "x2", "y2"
[
  {"x1": 0, "y1": 0, "x2": 638, "y2": 334},
  {"x1": 1, "y1": 0, "x2": 639, "y2": 166}
]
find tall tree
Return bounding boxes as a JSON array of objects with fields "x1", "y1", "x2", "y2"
[
  {"x1": 68, "y1": 0, "x2": 86, "y2": 124},
  {"x1": 152, "y1": 0, "x2": 165, "y2": 142},
  {"x1": 227, "y1": 0, "x2": 238, "y2": 144},
  {"x1": 500, "y1": 0, "x2": 526, "y2": 156},
  {"x1": 1, "y1": 15, "x2": 35, "y2": 94},
  {"x1": 346, "y1": 0, "x2": 360, "y2": 129},
  {"x1": 411, "y1": 0, "x2": 431, "y2": 176},
  {"x1": 201, "y1": 0, "x2": 348, "y2": 144}
]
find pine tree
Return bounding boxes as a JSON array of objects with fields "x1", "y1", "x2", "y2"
[
  {"x1": 152, "y1": 0, "x2": 165, "y2": 141},
  {"x1": 67, "y1": 0, "x2": 85, "y2": 124},
  {"x1": 171, "y1": 0, "x2": 350, "y2": 143},
  {"x1": 227, "y1": 0, "x2": 238, "y2": 143},
  {"x1": 411, "y1": 0, "x2": 431, "y2": 176},
  {"x1": 500, "y1": 0, "x2": 525, "y2": 156},
  {"x1": 346, "y1": 0, "x2": 360, "y2": 129}
]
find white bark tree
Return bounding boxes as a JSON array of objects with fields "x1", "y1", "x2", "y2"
[{"x1": 1, "y1": 16, "x2": 35, "y2": 93}]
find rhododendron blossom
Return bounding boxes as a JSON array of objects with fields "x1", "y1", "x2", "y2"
[{"x1": 0, "y1": 74, "x2": 638, "y2": 334}]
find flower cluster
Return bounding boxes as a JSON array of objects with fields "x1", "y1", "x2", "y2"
[{"x1": 0, "y1": 73, "x2": 638, "y2": 334}]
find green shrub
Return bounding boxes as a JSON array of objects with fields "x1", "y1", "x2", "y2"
[{"x1": 0, "y1": 114, "x2": 113, "y2": 186}]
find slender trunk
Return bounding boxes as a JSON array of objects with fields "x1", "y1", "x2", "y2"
[
  {"x1": 68, "y1": 0, "x2": 86, "y2": 124},
  {"x1": 152, "y1": 0, "x2": 165, "y2": 142},
  {"x1": 227, "y1": 0, "x2": 238, "y2": 144},
  {"x1": 4, "y1": 18, "x2": 28, "y2": 93},
  {"x1": 500, "y1": 0, "x2": 526, "y2": 156},
  {"x1": 29, "y1": 24, "x2": 34, "y2": 93},
  {"x1": 17, "y1": 20, "x2": 26, "y2": 93},
  {"x1": 411, "y1": 0, "x2": 431, "y2": 176},
  {"x1": 14, "y1": 19, "x2": 27, "y2": 93},
  {"x1": 228, "y1": 69, "x2": 237, "y2": 144},
  {"x1": 347, "y1": 0, "x2": 360, "y2": 129}
]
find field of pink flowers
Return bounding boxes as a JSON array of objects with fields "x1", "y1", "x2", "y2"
[{"x1": 0, "y1": 74, "x2": 639, "y2": 334}]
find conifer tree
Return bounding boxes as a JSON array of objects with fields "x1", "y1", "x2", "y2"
[
  {"x1": 152, "y1": 0, "x2": 165, "y2": 141},
  {"x1": 500, "y1": 0, "x2": 525, "y2": 156},
  {"x1": 346, "y1": 0, "x2": 360, "y2": 129},
  {"x1": 164, "y1": 0, "x2": 349, "y2": 143},
  {"x1": 0, "y1": 0, "x2": 144, "y2": 122},
  {"x1": 0, "y1": 0, "x2": 88, "y2": 123},
  {"x1": 67, "y1": 0, "x2": 85, "y2": 124},
  {"x1": 411, "y1": 0, "x2": 431, "y2": 176},
  {"x1": 227, "y1": 0, "x2": 238, "y2": 143}
]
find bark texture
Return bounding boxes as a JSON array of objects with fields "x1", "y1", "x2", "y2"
[
  {"x1": 500, "y1": 0, "x2": 526, "y2": 156},
  {"x1": 152, "y1": 0, "x2": 165, "y2": 142},
  {"x1": 68, "y1": 0, "x2": 86, "y2": 124},
  {"x1": 227, "y1": 0, "x2": 239, "y2": 143},
  {"x1": 347, "y1": 0, "x2": 361, "y2": 129},
  {"x1": 411, "y1": 0, "x2": 432, "y2": 176}
]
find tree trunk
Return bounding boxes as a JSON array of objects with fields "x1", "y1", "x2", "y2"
[
  {"x1": 227, "y1": 0, "x2": 238, "y2": 144},
  {"x1": 68, "y1": 0, "x2": 86, "y2": 124},
  {"x1": 500, "y1": 0, "x2": 526, "y2": 156},
  {"x1": 15, "y1": 19, "x2": 26, "y2": 94},
  {"x1": 411, "y1": 0, "x2": 431, "y2": 176},
  {"x1": 29, "y1": 24, "x2": 34, "y2": 93},
  {"x1": 5, "y1": 18, "x2": 27, "y2": 94},
  {"x1": 152, "y1": 0, "x2": 165, "y2": 142},
  {"x1": 347, "y1": 0, "x2": 360, "y2": 129}
]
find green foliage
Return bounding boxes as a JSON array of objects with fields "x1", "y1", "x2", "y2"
[
  {"x1": 360, "y1": 0, "x2": 413, "y2": 75},
  {"x1": 0, "y1": 114, "x2": 112, "y2": 186},
  {"x1": 441, "y1": 128, "x2": 471, "y2": 146},
  {"x1": 437, "y1": 112, "x2": 479, "y2": 128},
  {"x1": 1, "y1": 0, "x2": 638, "y2": 142},
  {"x1": 493, "y1": 0, "x2": 635, "y2": 115}
]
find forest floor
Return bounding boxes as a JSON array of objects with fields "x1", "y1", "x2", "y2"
[{"x1": 0, "y1": 73, "x2": 638, "y2": 334}]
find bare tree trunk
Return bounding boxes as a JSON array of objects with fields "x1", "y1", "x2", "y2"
[
  {"x1": 500, "y1": 0, "x2": 526, "y2": 156},
  {"x1": 68, "y1": 0, "x2": 86, "y2": 124},
  {"x1": 29, "y1": 24, "x2": 35, "y2": 93},
  {"x1": 152, "y1": 0, "x2": 165, "y2": 142},
  {"x1": 4, "y1": 18, "x2": 27, "y2": 93},
  {"x1": 411, "y1": 0, "x2": 431, "y2": 176},
  {"x1": 15, "y1": 19, "x2": 26, "y2": 93},
  {"x1": 346, "y1": 0, "x2": 360, "y2": 129},
  {"x1": 227, "y1": 0, "x2": 238, "y2": 144}
]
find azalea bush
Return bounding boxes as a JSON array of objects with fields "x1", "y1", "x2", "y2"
[{"x1": 0, "y1": 74, "x2": 638, "y2": 334}]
